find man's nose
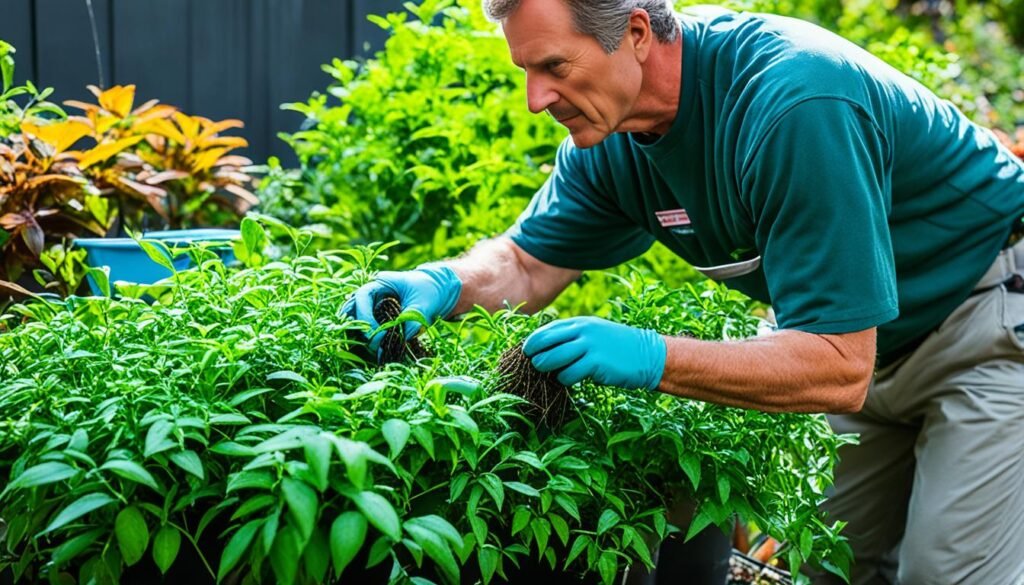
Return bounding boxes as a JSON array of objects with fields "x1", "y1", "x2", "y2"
[{"x1": 525, "y1": 73, "x2": 558, "y2": 114}]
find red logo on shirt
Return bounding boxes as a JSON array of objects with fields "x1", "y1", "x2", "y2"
[{"x1": 655, "y1": 209, "x2": 691, "y2": 228}]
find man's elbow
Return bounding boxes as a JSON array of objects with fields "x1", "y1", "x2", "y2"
[{"x1": 829, "y1": 362, "x2": 873, "y2": 414}]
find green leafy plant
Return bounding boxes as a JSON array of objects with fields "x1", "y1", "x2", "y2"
[
  {"x1": 0, "y1": 41, "x2": 67, "y2": 140},
  {"x1": 0, "y1": 224, "x2": 853, "y2": 584},
  {"x1": 262, "y1": 0, "x2": 565, "y2": 267}
]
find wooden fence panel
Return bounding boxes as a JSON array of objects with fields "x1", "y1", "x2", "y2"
[
  {"x1": 34, "y1": 0, "x2": 113, "y2": 105},
  {"x1": 0, "y1": 0, "x2": 421, "y2": 164},
  {"x1": 0, "y1": 0, "x2": 36, "y2": 86},
  {"x1": 111, "y1": 0, "x2": 190, "y2": 111}
]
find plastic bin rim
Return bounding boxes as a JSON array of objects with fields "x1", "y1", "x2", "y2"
[{"x1": 74, "y1": 229, "x2": 241, "y2": 248}]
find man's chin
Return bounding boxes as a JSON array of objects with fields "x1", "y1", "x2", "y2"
[{"x1": 567, "y1": 128, "x2": 607, "y2": 149}]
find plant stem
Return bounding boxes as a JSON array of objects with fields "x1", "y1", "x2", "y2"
[{"x1": 84, "y1": 0, "x2": 105, "y2": 88}]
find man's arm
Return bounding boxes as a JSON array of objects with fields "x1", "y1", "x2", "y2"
[
  {"x1": 657, "y1": 327, "x2": 876, "y2": 413},
  {"x1": 444, "y1": 236, "x2": 581, "y2": 315}
]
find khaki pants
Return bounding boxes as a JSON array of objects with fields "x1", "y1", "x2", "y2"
[{"x1": 815, "y1": 241, "x2": 1024, "y2": 585}]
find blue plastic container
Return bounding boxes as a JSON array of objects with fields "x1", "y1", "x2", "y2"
[{"x1": 74, "y1": 229, "x2": 241, "y2": 295}]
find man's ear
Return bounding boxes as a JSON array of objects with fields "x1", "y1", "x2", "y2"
[{"x1": 628, "y1": 8, "x2": 653, "y2": 62}]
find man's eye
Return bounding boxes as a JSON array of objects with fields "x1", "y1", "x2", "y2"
[{"x1": 546, "y1": 61, "x2": 566, "y2": 73}]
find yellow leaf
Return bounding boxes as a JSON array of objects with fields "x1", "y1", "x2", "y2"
[
  {"x1": 191, "y1": 148, "x2": 227, "y2": 173},
  {"x1": 133, "y1": 104, "x2": 176, "y2": 125},
  {"x1": 145, "y1": 118, "x2": 187, "y2": 145},
  {"x1": 173, "y1": 112, "x2": 201, "y2": 142},
  {"x1": 97, "y1": 85, "x2": 137, "y2": 118},
  {"x1": 77, "y1": 136, "x2": 146, "y2": 169},
  {"x1": 20, "y1": 120, "x2": 92, "y2": 154},
  {"x1": 198, "y1": 118, "x2": 244, "y2": 141},
  {"x1": 203, "y1": 136, "x2": 248, "y2": 150}
]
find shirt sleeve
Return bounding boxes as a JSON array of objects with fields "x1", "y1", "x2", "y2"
[
  {"x1": 506, "y1": 139, "x2": 655, "y2": 270},
  {"x1": 742, "y1": 98, "x2": 899, "y2": 334}
]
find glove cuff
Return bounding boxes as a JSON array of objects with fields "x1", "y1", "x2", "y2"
[
  {"x1": 416, "y1": 264, "x2": 463, "y2": 320},
  {"x1": 640, "y1": 328, "x2": 668, "y2": 391}
]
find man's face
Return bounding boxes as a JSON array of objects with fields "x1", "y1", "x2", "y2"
[{"x1": 503, "y1": 0, "x2": 644, "y2": 148}]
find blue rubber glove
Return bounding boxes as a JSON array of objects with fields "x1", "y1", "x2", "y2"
[
  {"x1": 523, "y1": 317, "x2": 667, "y2": 390},
  {"x1": 342, "y1": 265, "x2": 462, "y2": 355}
]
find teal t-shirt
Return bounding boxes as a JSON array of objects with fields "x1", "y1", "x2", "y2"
[{"x1": 507, "y1": 9, "x2": 1024, "y2": 366}]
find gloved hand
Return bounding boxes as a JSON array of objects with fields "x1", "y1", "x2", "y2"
[
  {"x1": 343, "y1": 265, "x2": 462, "y2": 354},
  {"x1": 523, "y1": 316, "x2": 667, "y2": 390}
]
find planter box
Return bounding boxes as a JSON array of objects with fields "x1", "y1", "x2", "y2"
[{"x1": 73, "y1": 229, "x2": 240, "y2": 295}]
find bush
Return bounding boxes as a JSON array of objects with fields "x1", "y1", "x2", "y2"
[
  {"x1": 0, "y1": 222, "x2": 853, "y2": 584},
  {"x1": 261, "y1": 0, "x2": 563, "y2": 268}
]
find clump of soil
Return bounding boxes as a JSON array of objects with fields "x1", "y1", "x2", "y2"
[
  {"x1": 496, "y1": 342, "x2": 571, "y2": 428},
  {"x1": 374, "y1": 296, "x2": 431, "y2": 364}
]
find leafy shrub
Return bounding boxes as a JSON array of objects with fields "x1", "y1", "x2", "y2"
[
  {"x1": 0, "y1": 222, "x2": 852, "y2": 584},
  {"x1": 0, "y1": 42, "x2": 66, "y2": 140},
  {"x1": 261, "y1": 0, "x2": 565, "y2": 267},
  {"x1": 1, "y1": 82, "x2": 257, "y2": 293}
]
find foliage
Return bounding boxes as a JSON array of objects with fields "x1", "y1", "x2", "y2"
[
  {"x1": 1, "y1": 82, "x2": 257, "y2": 293},
  {"x1": 0, "y1": 130, "x2": 111, "y2": 285},
  {"x1": 0, "y1": 228, "x2": 852, "y2": 584},
  {"x1": 261, "y1": 0, "x2": 565, "y2": 268},
  {"x1": 0, "y1": 42, "x2": 67, "y2": 140},
  {"x1": 62, "y1": 84, "x2": 258, "y2": 231}
]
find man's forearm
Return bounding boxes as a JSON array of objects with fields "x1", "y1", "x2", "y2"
[
  {"x1": 442, "y1": 237, "x2": 581, "y2": 315},
  {"x1": 657, "y1": 328, "x2": 876, "y2": 413}
]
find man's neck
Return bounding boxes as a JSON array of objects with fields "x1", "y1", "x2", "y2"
[{"x1": 619, "y1": 34, "x2": 683, "y2": 136}]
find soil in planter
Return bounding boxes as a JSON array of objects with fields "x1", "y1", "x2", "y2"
[
  {"x1": 374, "y1": 295, "x2": 431, "y2": 364},
  {"x1": 495, "y1": 343, "x2": 572, "y2": 428}
]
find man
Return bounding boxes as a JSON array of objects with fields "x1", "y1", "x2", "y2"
[{"x1": 347, "y1": 0, "x2": 1024, "y2": 582}]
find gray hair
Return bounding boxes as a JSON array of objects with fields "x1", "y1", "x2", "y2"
[{"x1": 483, "y1": 0, "x2": 680, "y2": 54}]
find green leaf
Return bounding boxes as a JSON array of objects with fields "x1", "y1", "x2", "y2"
[
  {"x1": 625, "y1": 527, "x2": 654, "y2": 569},
  {"x1": 304, "y1": 527, "x2": 330, "y2": 584},
  {"x1": 136, "y1": 239, "x2": 176, "y2": 273},
  {"x1": 478, "y1": 546, "x2": 499, "y2": 585},
  {"x1": 217, "y1": 519, "x2": 261, "y2": 581},
  {"x1": 549, "y1": 514, "x2": 569, "y2": 545},
  {"x1": 681, "y1": 453, "x2": 701, "y2": 490},
  {"x1": 596, "y1": 509, "x2": 619, "y2": 536},
  {"x1": 144, "y1": 420, "x2": 176, "y2": 458},
  {"x1": 100, "y1": 459, "x2": 159, "y2": 491},
  {"x1": 41, "y1": 493, "x2": 116, "y2": 535},
  {"x1": 330, "y1": 435, "x2": 368, "y2": 489},
  {"x1": 406, "y1": 515, "x2": 463, "y2": 549},
  {"x1": 565, "y1": 535, "x2": 591, "y2": 567},
  {"x1": 267, "y1": 370, "x2": 309, "y2": 385},
  {"x1": 330, "y1": 511, "x2": 367, "y2": 576},
  {"x1": 504, "y1": 481, "x2": 540, "y2": 497},
  {"x1": 404, "y1": 522, "x2": 459, "y2": 584},
  {"x1": 799, "y1": 527, "x2": 813, "y2": 559},
  {"x1": 531, "y1": 518, "x2": 551, "y2": 555},
  {"x1": 684, "y1": 509, "x2": 713, "y2": 542},
  {"x1": 152, "y1": 525, "x2": 181, "y2": 575},
  {"x1": 598, "y1": 551, "x2": 618, "y2": 585},
  {"x1": 304, "y1": 434, "x2": 333, "y2": 492},
  {"x1": 555, "y1": 494, "x2": 580, "y2": 522},
  {"x1": 270, "y1": 524, "x2": 303, "y2": 585},
  {"x1": 468, "y1": 514, "x2": 488, "y2": 545},
  {"x1": 512, "y1": 507, "x2": 531, "y2": 535},
  {"x1": 381, "y1": 419, "x2": 411, "y2": 457},
  {"x1": 281, "y1": 477, "x2": 318, "y2": 542},
  {"x1": 351, "y1": 490, "x2": 401, "y2": 541},
  {"x1": 169, "y1": 450, "x2": 204, "y2": 480},
  {"x1": 240, "y1": 217, "x2": 269, "y2": 259},
  {"x1": 51, "y1": 528, "x2": 104, "y2": 567},
  {"x1": 717, "y1": 475, "x2": 731, "y2": 504},
  {"x1": 8, "y1": 461, "x2": 79, "y2": 490},
  {"x1": 115, "y1": 506, "x2": 149, "y2": 566},
  {"x1": 479, "y1": 474, "x2": 504, "y2": 511}
]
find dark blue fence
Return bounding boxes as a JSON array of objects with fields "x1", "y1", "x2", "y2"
[{"x1": 0, "y1": 0, "x2": 407, "y2": 163}]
